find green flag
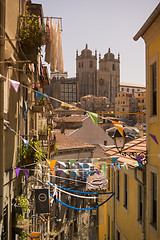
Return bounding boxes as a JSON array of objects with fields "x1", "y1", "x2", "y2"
[
  {"x1": 87, "y1": 111, "x2": 98, "y2": 126},
  {"x1": 69, "y1": 159, "x2": 77, "y2": 168}
]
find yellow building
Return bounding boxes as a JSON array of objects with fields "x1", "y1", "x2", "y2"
[
  {"x1": 134, "y1": 3, "x2": 160, "y2": 240},
  {"x1": 102, "y1": 137, "x2": 146, "y2": 240}
]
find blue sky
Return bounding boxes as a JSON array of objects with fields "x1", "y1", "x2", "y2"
[{"x1": 33, "y1": 0, "x2": 159, "y2": 85}]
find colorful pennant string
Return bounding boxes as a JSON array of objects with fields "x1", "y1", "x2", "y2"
[
  {"x1": 15, "y1": 167, "x2": 21, "y2": 178},
  {"x1": 112, "y1": 157, "x2": 119, "y2": 164},
  {"x1": 69, "y1": 159, "x2": 77, "y2": 168},
  {"x1": 9, "y1": 79, "x2": 20, "y2": 92},
  {"x1": 36, "y1": 91, "x2": 47, "y2": 101}
]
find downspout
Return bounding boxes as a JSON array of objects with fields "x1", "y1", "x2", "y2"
[{"x1": 0, "y1": 0, "x2": 5, "y2": 237}]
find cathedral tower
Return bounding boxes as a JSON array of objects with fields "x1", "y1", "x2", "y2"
[
  {"x1": 97, "y1": 48, "x2": 120, "y2": 103},
  {"x1": 76, "y1": 44, "x2": 97, "y2": 100}
]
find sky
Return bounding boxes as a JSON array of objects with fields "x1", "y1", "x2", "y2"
[{"x1": 33, "y1": 0, "x2": 160, "y2": 86}]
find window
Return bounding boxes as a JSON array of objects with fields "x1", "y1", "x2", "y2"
[
  {"x1": 151, "y1": 62, "x2": 157, "y2": 115},
  {"x1": 124, "y1": 174, "x2": 128, "y2": 209},
  {"x1": 117, "y1": 229, "x2": 120, "y2": 240},
  {"x1": 132, "y1": 89, "x2": 135, "y2": 95},
  {"x1": 82, "y1": 62, "x2": 83, "y2": 67},
  {"x1": 116, "y1": 170, "x2": 120, "y2": 201},
  {"x1": 127, "y1": 88, "x2": 129, "y2": 92},
  {"x1": 151, "y1": 172, "x2": 157, "y2": 228},
  {"x1": 122, "y1": 108, "x2": 125, "y2": 112},
  {"x1": 138, "y1": 184, "x2": 143, "y2": 223},
  {"x1": 104, "y1": 141, "x2": 107, "y2": 146},
  {"x1": 79, "y1": 62, "x2": 81, "y2": 68},
  {"x1": 90, "y1": 60, "x2": 93, "y2": 68},
  {"x1": 112, "y1": 64, "x2": 115, "y2": 70},
  {"x1": 121, "y1": 88, "x2": 124, "y2": 91}
]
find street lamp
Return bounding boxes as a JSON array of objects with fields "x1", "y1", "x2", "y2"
[{"x1": 114, "y1": 129, "x2": 126, "y2": 153}]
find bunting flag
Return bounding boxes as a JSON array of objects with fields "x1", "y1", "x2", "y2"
[
  {"x1": 112, "y1": 157, "x2": 119, "y2": 164},
  {"x1": 23, "y1": 169, "x2": 29, "y2": 180},
  {"x1": 87, "y1": 111, "x2": 98, "y2": 126},
  {"x1": 111, "y1": 163, "x2": 116, "y2": 171},
  {"x1": 95, "y1": 164, "x2": 100, "y2": 172},
  {"x1": 102, "y1": 164, "x2": 106, "y2": 174},
  {"x1": 49, "y1": 160, "x2": 57, "y2": 170},
  {"x1": 79, "y1": 163, "x2": 86, "y2": 169},
  {"x1": 139, "y1": 163, "x2": 144, "y2": 168},
  {"x1": 134, "y1": 161, "x2": 139, "y2": 166},
  {"x1": 9, "y1": 79, "x2": 20, "y2": 92},
  {"x1": 22, "y1": 138, "x2": 28, "y2": 148},
  {"x1": 69, "y1": 159, "x2": 77, "y2": 168},
  {"x1": 75, "y1": 169, "x2": 80, "y2": 177},
  {"x1": 136, "y1": 155, "x2": 144, "y2": 164},
  {"x1": 58, "y1": 161, "x2": 67, "y2": 168},
  {"x1": 122, "y1": 163, "x2": 128, "y2": 170},
  {"x1": 95, "y1": 168, "x2": 100, "y2": 175},
  {"x1": 15, "y1": 167, "x2": 21, "y2": 178},
  {"x1": 84, "y1": 169, "x2": 91, "y2": 176},
  {"x1": 116, "y1": 163, "x2": 122, "y2": 169},
  {"x1": 72, "y1": 171, "x2": 77, "y2": 179},
  {"x1": 57, "y1": 168, "x2": 63, "y2": 175},
  {"x1": 149, "y1": 134, "x2": 158, "y2": 145},
  {"x1": 112, "y1": 121, "x2": 124, "y2": 137},
  {"x1": 63, "y1": 170, "x2": 69, "y2": 175},
  {"x1": 36, "y1": 92, "x2": 47, "y2": 101},
  {"x1": 61, "y1": 102, "x2": 71, "y2": 108},
  {"x1": 50, "y1": 169, "x2": 55, "y2": 176}
]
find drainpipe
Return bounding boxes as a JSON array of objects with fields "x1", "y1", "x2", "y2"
[{"x1": 0, "y1": 0, "x2": 5, "y2": 237}]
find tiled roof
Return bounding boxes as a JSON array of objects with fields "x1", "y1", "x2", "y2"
[
  {"x1": 52, "y1": 131, "x2": 95, "y2": 150},
  {"x1": 105, "y1": 137, "x2": 146, "y2": 167}
]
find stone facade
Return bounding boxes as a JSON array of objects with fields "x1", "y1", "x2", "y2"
[
  {"x1": 120, "y1": 82, "x2": 146, "y2": 97},
  {"x1": 76, "y1": 44, "x2": 97, "y2": 100},
  {"x1": 115, "y1": 92, "x2": 138, "y2": 125},
  {"x1": 97, "y1": 48, "x2": 120, "y2": 103}
]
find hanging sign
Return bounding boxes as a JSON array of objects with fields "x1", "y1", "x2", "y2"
[{"x1": 35, "y1": 188, "x2": 49, "y2": 214}]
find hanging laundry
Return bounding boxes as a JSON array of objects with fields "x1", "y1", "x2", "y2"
[
  {"x1": 50, "y1": 19, "x2": 58, "y2": 72},
  {"x1": 56, "y1": 20, "x2": 64, "y2": 73},
  {"x1": 45, "y1": 18, "x2": 51, "y2": 64}
]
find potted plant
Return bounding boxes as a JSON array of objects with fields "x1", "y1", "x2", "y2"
[
  {"x1": 18, "y1": 6, "x2": 44, "y2": 60},
  {"x1": 17, "y1": 139, "x2": 44, "y2": 166},
  {"x1": 15, "y1": 195, "x2": 29, "y2": 213}
]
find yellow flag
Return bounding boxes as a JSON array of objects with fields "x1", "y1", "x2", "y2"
[
  {"x1": 50, "y1": 169, "x2": 55, "y2": 176},
  {"x1": 95, "y1": 164, "x2": 100, "y2": 172},
  {"x1": 49, "y1": 160, "x2": 57, "y2": 170},
  {"x1": 112, "y1": 121, "x2": 124, "y2": 137}
]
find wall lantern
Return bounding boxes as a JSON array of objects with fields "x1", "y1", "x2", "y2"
[{"x1": 114, "y1": 129, "x2": 126, "y2": 153}]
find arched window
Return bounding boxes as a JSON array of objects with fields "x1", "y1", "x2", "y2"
[{"x1": 112, "y1": 64, "x2": 115, "y2": 70}]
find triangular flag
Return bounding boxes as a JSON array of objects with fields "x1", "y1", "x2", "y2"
[
  {"x1": 136, "y1": 155, "x2": 144, "y2": 164},
  {"x1": 139, "y1": 163, "x2": 144, "y2": 168},
  {"x1": 102, "y1": 164, "x2": 106, "y2": 174},
  {"x1": 149, "y1": 134, "x2": 158, "y2": 145},
  {"x1": 9, "y1": 79, "x2": 20, "y2": 92},
  {"x1": 112, "y1": 121, "x2": 124, "y2": 137},
  {"x1": 36, "y1": 91, "x2": 47, "y2": 101},
  {"x1": 134, "y1": 161, "x2": 139, "y2": 166},
  {"x1": 116, "y1": 163, "x2": 122, "y2": 169},
  {"x1": 95, "y1": 164, "x2": 100, "y2": 172},
  {"x1": 50, "y1": 169, "x2": 55, "y2": 176},
  {"x1": 87, "y1": 111, "x2": 98, "y2": 126},
  {"x1": 63, "y1": 170, "x2": 69, "y2": 175},
  {"x1": 111, "y1": 163, "x2": 116, "y2": 171},
  {"x1": 57, "y1": 168, "x2": 62, "y2": 175},
  {"x1": 61, "y1": 102, "x2": 71, "y2": 108},
  {"x1": 95, "y1": 168, "x2": 100, "y2": 175},
  {"x1": 112, "y1": 157, "x2": 119, "y2": 164},
  {"x1": 49, "y1": 160, "x2": 57, "y2": 170},
  {"x1": 84, "y1": 169, "x2": 91, "y2": 176},
  {"x1": 23, "y1": 169, "x2": 29, "y2": 180},
  {"x1": 75, "y1": 169, "x2": 80, "y2": 177},
  {"x1": 22, "y1": 138, "x2": 28, "y2": 148},
  {"x1": 58, "y1": 161, "x2": 67, "y2": 168},
  {"x1": 124, "y1": 163, "x2": 128, "y2": 170},
  {"x1": 79, "y1": 163, "x2": 86, "y2": 169},
  {"x1": 15, "y1": 167, "x2": 21, "y2": 178},
  {"x1": 72, "y1": 171, "x2": 77, "y2": 179},
  {"x1": 69, "y1": 159, "x2": 77, "y2": 168}
]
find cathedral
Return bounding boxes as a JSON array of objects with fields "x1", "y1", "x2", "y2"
[{"x1": 76, "y1": 44, "x2": 120, "y2": 102}]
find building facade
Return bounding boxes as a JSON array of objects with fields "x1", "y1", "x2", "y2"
[
  {"x1": 115, "y1": 92, "x2": 138, "y2": 125},
  {"x1": 97, "y1": 48, "x2": 120, "y2": 103},
  {"x1": 76, "y1": 44, "x2": 97, "y2": 100},
  {"x1": 120, "y1": 82, "x2": 146, "y2": 97},
  {"x1": 134, "y1": 3, "x2": 160, "y2": 240}
]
